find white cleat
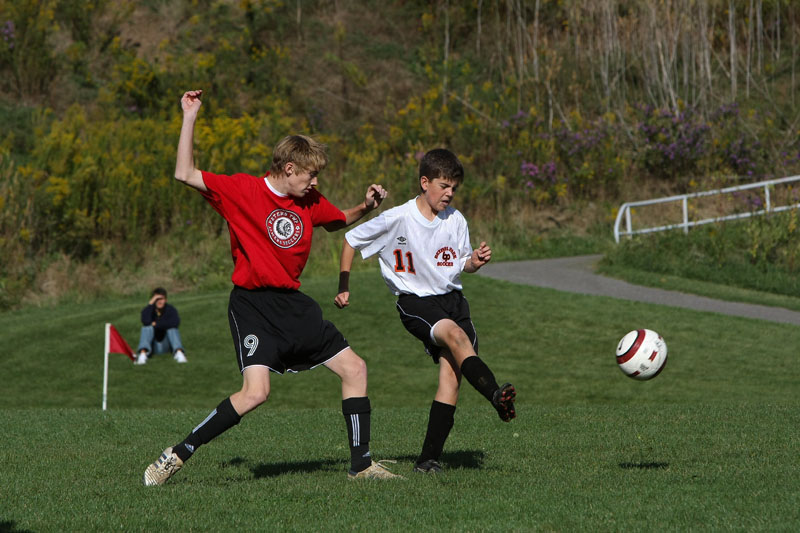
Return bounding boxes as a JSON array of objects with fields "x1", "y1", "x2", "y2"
[
  {"x1": 143, "y1": 447, "x2": 184, "y2": 486},
  {"x1": 348, "y1": 460, "x2": 404, "y2": 480}
]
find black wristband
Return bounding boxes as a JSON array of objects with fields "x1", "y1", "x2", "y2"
[{"x1": 338, "y1": 271, "x2": 350, "y2": 294}]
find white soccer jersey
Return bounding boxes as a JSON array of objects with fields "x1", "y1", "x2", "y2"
[{"x1": 345, "y1": 198, "x2": 473, "y2": 296}]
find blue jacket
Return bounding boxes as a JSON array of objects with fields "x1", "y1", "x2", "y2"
[{"x1": 141, "y1": 303, "x2": 180, "y2": 342}]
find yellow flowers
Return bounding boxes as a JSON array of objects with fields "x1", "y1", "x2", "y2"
[
  {"x1": 45, "y1": 177, "x2": 70, "y2": 206},
  {"x1": 196, "y1": 53, "x2": 216, "y2": 70}
]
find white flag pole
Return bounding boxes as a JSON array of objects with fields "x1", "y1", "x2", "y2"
[{"x1": 102, "y1": 323, "x2": 110, "y2": 411}]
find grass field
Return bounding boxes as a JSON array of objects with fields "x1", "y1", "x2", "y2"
[{"x1": 1, "y1": 270, "x2": 798, "y2": 531}]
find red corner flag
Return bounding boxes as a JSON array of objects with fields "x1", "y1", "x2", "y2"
[
  {"x1": 107, "y1": 324, "x2": 135, "y2": 360},
  {"x1": 103, "y1": 323, "x2": 135, "y2": 410}
]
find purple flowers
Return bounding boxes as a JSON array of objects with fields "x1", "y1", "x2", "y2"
[
  {"x1": 521, "y1": 160, "x2": 558, "y2": 186},
  {"x1": 555, "y1": 123, "x2": 609, "y2": 158},
  {"x1": 732, "y1": 191, "x2": 766, "y2": 211},
  {"x1": 1, "y1": 20, "x2": 14, "y2": 49},
  {"x1": 637, "y1": 106, "x2": 710, "y2": 178},
  {"x1": 501, "y1": 109, "x2": 529, "y2": 129},
  {"x1": 504, "y1": 102, "x2": 781, "y2": 201}
]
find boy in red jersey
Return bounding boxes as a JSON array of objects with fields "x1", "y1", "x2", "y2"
[{"x1": 143, "y1": 90, "x2": 400, "y2": 485}]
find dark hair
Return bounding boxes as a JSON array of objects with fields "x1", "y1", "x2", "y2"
[
  {"x1": 419, "y1": 149, "x2": 464, "y2": 187},
  {"x1": 152, "y1": 287, "x2": 167, "y2": 298}
]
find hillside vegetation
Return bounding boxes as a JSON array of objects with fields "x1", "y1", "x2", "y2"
[{"x1": 2, "y1": 0, "x2": 800, "y2": 308}]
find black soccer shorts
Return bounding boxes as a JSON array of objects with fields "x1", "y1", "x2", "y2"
[
  {"x1": 227, "y1": 286, "x2": 350, "y2": 374},
  {"x1": 395, "y1": 290, "x2": 478, "y2": 362}
]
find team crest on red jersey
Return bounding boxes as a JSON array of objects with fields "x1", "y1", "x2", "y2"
[
  {"x1": 266, "y1": 209, "x2": 303, "y2": 248},
  {"x1": 435, "y1": 246, "x2": 457, "y2": 267}
]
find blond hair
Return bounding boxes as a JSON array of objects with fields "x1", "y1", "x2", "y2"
[{"x1": 270, "y1": 135, "x2": 329, "y2": 176}]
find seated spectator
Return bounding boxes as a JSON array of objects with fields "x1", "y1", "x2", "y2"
[{"x1": 136, "y1": 287, "x2": 187, "y2": 365}]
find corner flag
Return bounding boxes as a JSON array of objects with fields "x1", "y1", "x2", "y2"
[
  {"x1": 103, "y1": 323, "x2": 135, "y2": 410},
  {"x1": 108, "y1": 324, "x2": 135, "y2": 360}
]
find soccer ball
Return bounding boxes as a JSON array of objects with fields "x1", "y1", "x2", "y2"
[{"x1": 615, "y1": 329, "x2": 668, "y2": 380}]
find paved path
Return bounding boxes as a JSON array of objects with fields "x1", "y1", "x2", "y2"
[{"x1": 477, "y1": 254, "x2": 800, "y2": 326}]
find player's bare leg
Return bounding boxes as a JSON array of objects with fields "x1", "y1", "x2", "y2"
[
  {"x1": 230, "y1": 366, "x2": 271, "y2": 414},
  {"x1": 432, "y1": 319, "x2": 516, "y2": 421},
  {"x1": 432, "y1": 319, "x2": 477, "y2": 366},
  {"x1": 325, "y1": 349, "x2": 402, "y2": 479},
  {"x1": 324, "y1": 348, "x2": 367, "y2": 398},
  {"x1": 435, "y1": 351, "x2": 461, "y2": 405}
]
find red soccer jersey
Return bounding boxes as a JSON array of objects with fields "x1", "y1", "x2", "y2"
[{"x1": 200, "y1": 171, "x2": 345, "y2": 289}]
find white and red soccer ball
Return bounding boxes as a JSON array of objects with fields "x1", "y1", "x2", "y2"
[{"x1": 615, "y1": 329, "x2": 668, "y2": 380}]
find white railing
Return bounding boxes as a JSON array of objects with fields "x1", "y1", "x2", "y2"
[{"x1": 614, "y1": 175, "x2": 800, "y2": 243}]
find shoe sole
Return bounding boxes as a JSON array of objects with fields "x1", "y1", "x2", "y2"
[
  {"x1": 413, "y1": 459, "x2": 442, "y2": 473},
  {"x1": 495, "y1": 383, "x2": 516, "y2": 422},
  {"x1": 413, "y1": 466, "x2": 442, "y2": 474}
]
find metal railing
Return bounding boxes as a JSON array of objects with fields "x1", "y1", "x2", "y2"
[{"x1": 613, "y1": 175, "x2": 800, "y2": 243}]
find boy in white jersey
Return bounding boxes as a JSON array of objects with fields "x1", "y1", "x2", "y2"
[{"x1": 335, "y1": 148, "x2": 516, "y2": 474}]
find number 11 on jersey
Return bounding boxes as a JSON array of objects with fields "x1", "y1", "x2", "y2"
[{"x1": 393, "y1": 249, "x2": 416, "y2": 274}]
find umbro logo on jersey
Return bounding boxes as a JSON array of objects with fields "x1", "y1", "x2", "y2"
[{"x1": 396, "y1": 236, "x2": 407, "y2": 245}]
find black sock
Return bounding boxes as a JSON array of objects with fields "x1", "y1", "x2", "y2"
[
  {"x1": 460, "y1": 356, "x2": 500, "y2": 402},
  {"x1": 417, "y1": 401, "x2": 456, "y2": 464},
  {"x1": 173, "y1": 397, "x2": 242, "y2": 462},
  {"x1": 342, "y1": 396, "x2": 372, "y2": 473}
]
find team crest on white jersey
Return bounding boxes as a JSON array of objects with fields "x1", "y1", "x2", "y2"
[
  {"x1": 435, "y1": 246, "x2": 457, "y2": 267},
  {"x1": 266, "y1": 209, "x2": 303, "y2": 248}
]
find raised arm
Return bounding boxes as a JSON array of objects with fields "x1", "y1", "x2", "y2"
[
  {"x1": 174, "y1": 90, "x2": 207, "y2": 192},
  {"x1": 334, "y1": 239, "x2": 357, "y2": 308},
  {"x1": 324, "y1": 184, "x2": 387, "y2": 231}
]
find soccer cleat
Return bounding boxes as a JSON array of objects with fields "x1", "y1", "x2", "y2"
[
  {"x1": 143, "y1": 447, "x2": 184, "y2": 486},
  {"x1": 413, "y1": 459, "x2": 442, "y2": 474},
  {"x1": 135, "y1": 352, "x2": 148, "y2": 365},
  {"x1": 348, "y1": 460, "x2": 404, "y2": 480},
  {"x1": 174, "y1": 350, "x2": 188, "y2": 363},
  {"x1": 491, "y1": 382, "x2": 516, "y2": 422}
]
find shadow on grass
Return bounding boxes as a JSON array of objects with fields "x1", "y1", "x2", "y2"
[
  {"x1": 244, "y1": 458, "x2": 344, "y2": 478},
  {"x1": 233, "y1": 449, "x2": 486, "y2": 478},
  {"x1": 0, "y1": 521, "x2": 34, "y2": 533},
  {"x1": 392, "y1": 449, "x2": 486, "y2": 470},
  {"x1": 618, "y1": 461, "x2": 670, "y2": 470}
]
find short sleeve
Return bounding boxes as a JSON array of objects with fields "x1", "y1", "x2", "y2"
[
  {"x1": 345, "y1": 214, "x2": 389, "y2": 259},
  {"x1": 199, "y1": 171, "x2": 258, "y2": 217},
  {"x1": 198, "y1": 172, "x2": 225, "y2": 215},
  {"x1": 308, "y1": 189, "x2": 346, "y2": 227}
]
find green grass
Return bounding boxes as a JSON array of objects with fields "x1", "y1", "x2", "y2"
[
  {"x1": 1, "y1": 271, "x2": 799, "y2": 531},
  {"x1": 595, "y1": 263, "x2": 800, "y2": 313},
  {"x1": 602, "y1": 216, "x2": 800, "y2": 304}
]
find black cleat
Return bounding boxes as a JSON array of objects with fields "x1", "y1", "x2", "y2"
[
  {"x1": 413, "y1": 459, "x2": 443, "y2": 474},
  {"x1": 492, "y1": 383, "x2": 516, "y2": 422}
]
